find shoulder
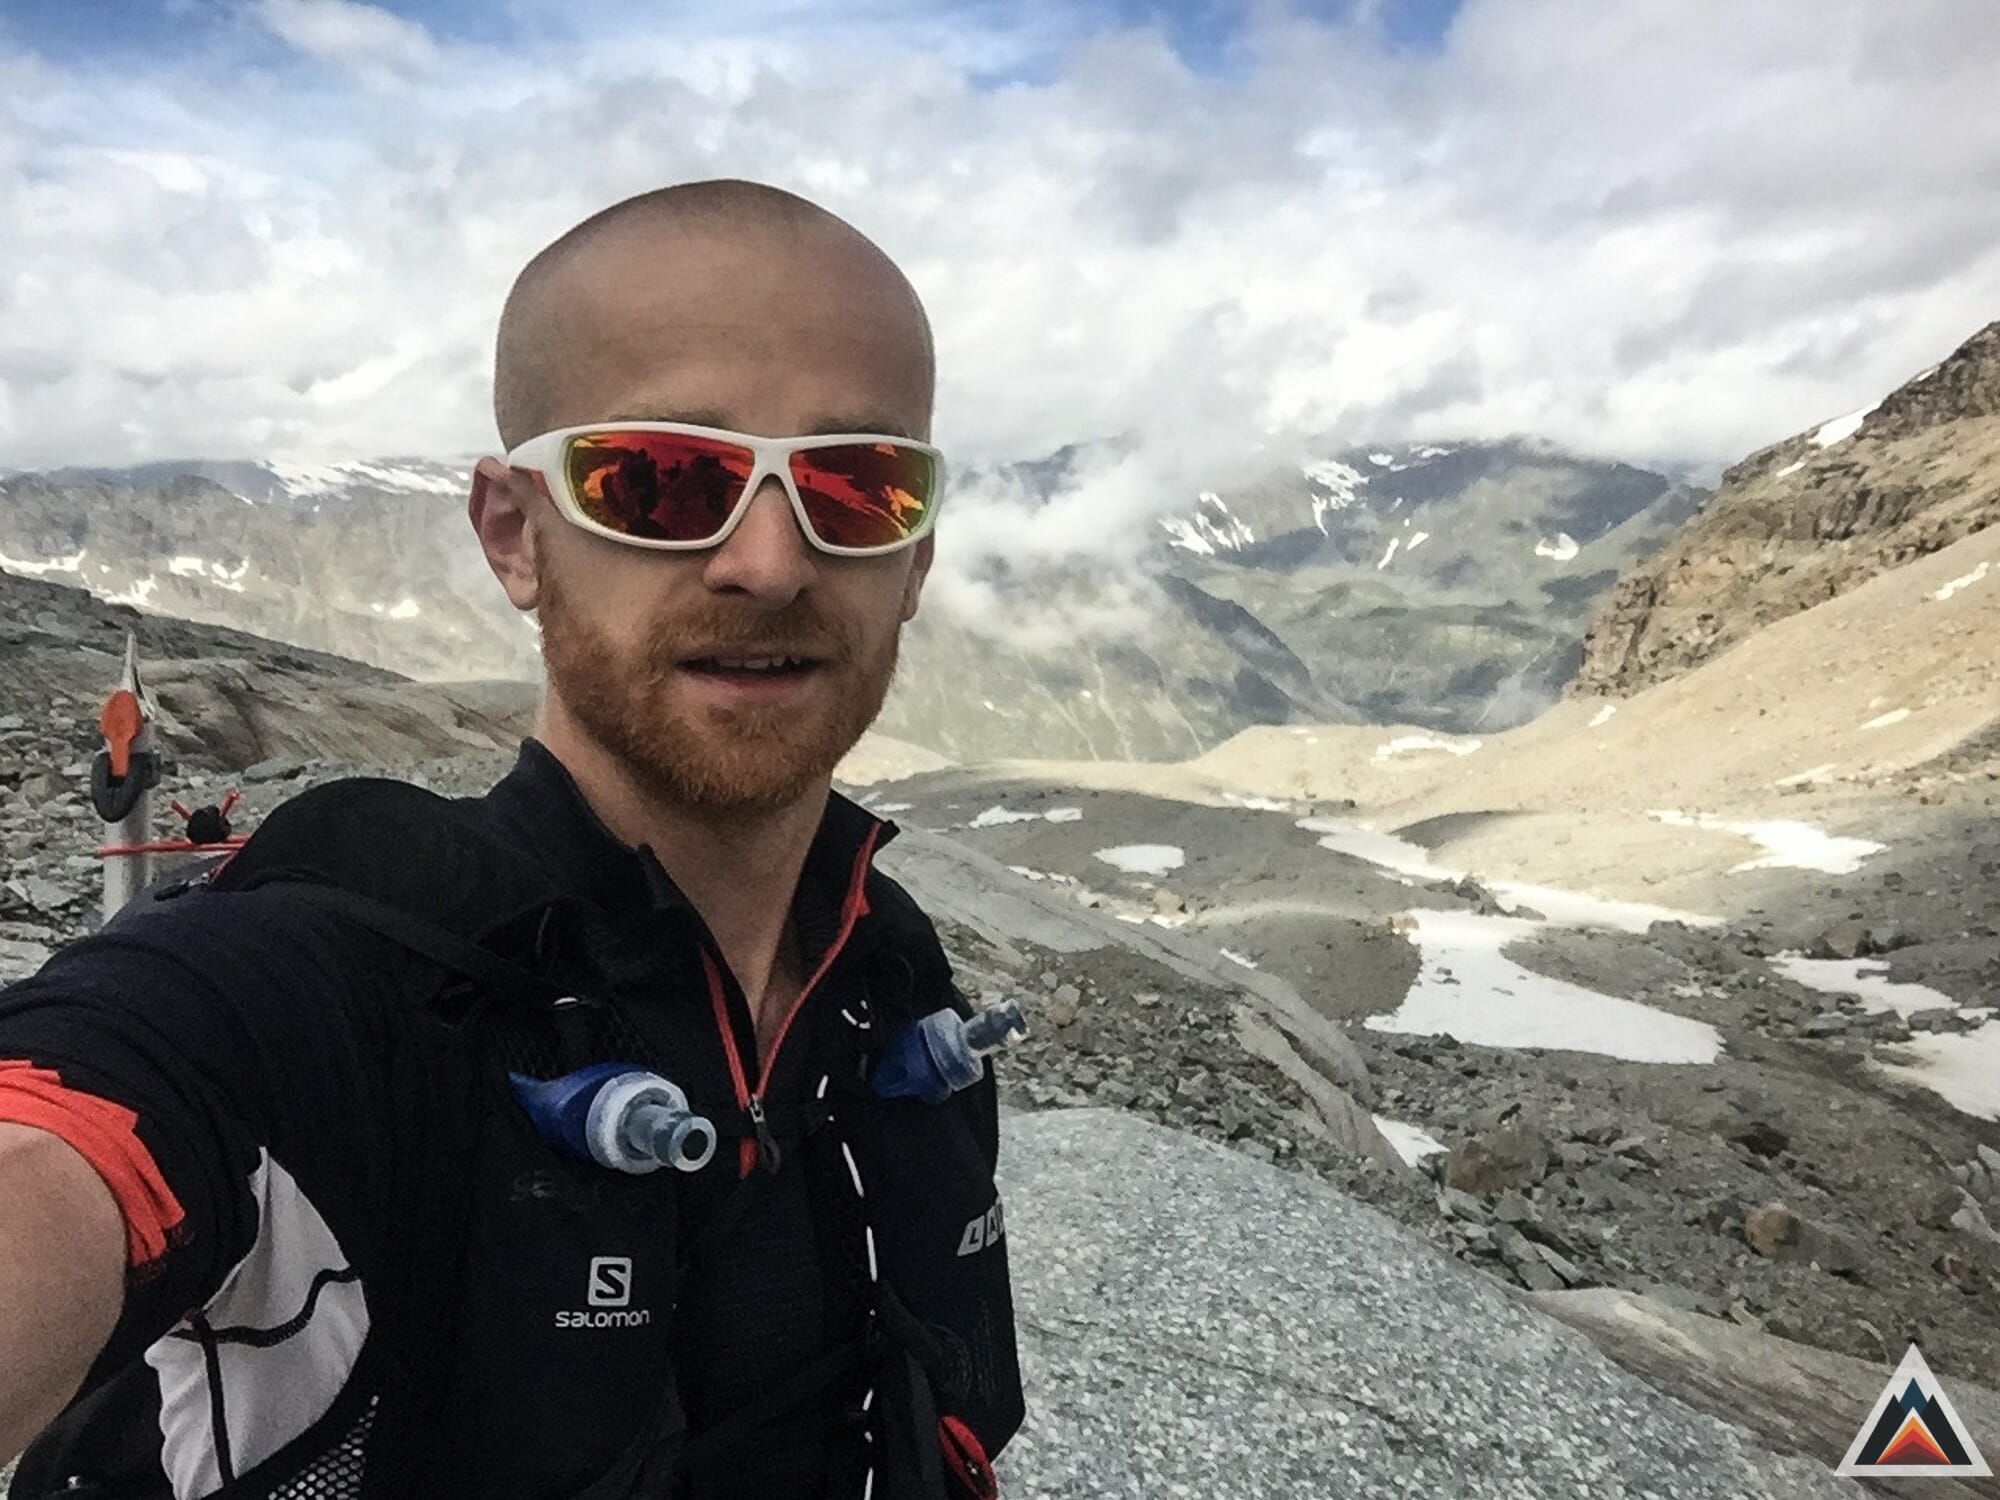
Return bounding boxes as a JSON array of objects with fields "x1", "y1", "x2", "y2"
[
  {"x1": 863, "y1": 869, "x2": 962, "y2": 993},
  {"x1": 863, "y1": 865, "x2": 944, "y2": 948},
  {"x1": 217, "y1": 776, "x2": 515, "y2": 895},
  {"x1": 18, "y1": 774, "x2": 511, "y2": 1010}
]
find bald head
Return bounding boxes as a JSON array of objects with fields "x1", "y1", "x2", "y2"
[{"x1": 493, "y1": 180, "x2": 935, "y2": 449}]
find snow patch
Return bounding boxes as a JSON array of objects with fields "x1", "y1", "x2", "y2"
[
  {"x1": 106, "y1": 575, "x2": 157, "y2": 608},
  {"x1": 1406, "y1": 530, "x2": 1431, "y2": 551},
  {"x1": 971, "y1": 804, "x2": 1082, "y2": 829},
  {"x1": 1811, "y1": 404, "x2": 1876, "y2": 448},
  {"x1": 1160, "y1": 497, "x2": 1254, "y2": 555},
  {"x1": 0, "y1": 549, "x2": 85, "y2": 577},
  {"x1": 1768, "y1": 954, "x2": 1957, "y2": 1019},
  {"x1": 269, "y1": 458, "x2": 468, "y2": 500},
  {"x1": 1371, "y1": 1117, "x2": 1446, "y2": 1167},
  {"x1": 1223, "y1": 793, "x2": 1293, "y2": 813},
  {"x1": 1488, "y1": 883, "x2": 1707, "y2": 933},
  {"x1": 1534, "y1": 533, "x2": 1580, "y2": 563},
  {"x1": 1859, "y1": 708, "x2": 1910, "y2": 731},
  {"x1": 1298, "y1": 819, "x2": 1455, "y2": 882},
  {"x1": 1303, "y1": 459, "x2": 1368, "y2": 537},
  {"x1": 1774, "y1": 763, "x2": 1838, "y2": 788},
  {"x1": 1217, "y1": 947, "x2": 1259, "y2": 970},
  {"x1": 1588, "y1": 704, "x2": 1618, "y2": 728},
  {"x1": 1005, "y1": 866, "x2": 1080, "y2": 887},
  {"x1": 1773, "y1": 460, "x2": 1805, "y2": 479},
  {"x1": 1093, "y1": 844, "x2": 1185, "y2": 876},
  {"x1": 970, "y1": 805, "x2": 1041, "y2": 828},
  {"x1": 1933, "y1": 561, "x2": 1990, "y2": 601},
  {"x1": 1375, "y1": 734, "x2": 1481, "y2": 760},
  {"x1": 1367, "y1": 453, "x2": 1397, "y2": 467},
  {"x1": 1875, "y1": 1027, "x2": 2000, "y2": 1122},
  {"x1": 1298, "y1": 816, "x2": 1716, "y2": 933},
  {"x1": 874, "y1": 802, "x2": 913, "y2": 814},
  {"x1": 166, "y1": 554, "x2": 252, "y2": 592},
  {"x1": 1649, "y1": 810, "x2": 1883, "y2": 874},
  {"x1": 1377, "y1": 537, "x2": 1402, "y2": 570},
  {"x1": 1364, "y1": 909, "x2": 1723, "y2": 1064}
]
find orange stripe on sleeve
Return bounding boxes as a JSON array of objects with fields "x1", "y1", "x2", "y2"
[{"x1": 0, "y1": 1059, "x2": 188, "y2": 1269}]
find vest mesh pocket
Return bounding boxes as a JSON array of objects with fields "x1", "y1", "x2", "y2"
[{"x1": 265, "y1": 1398, "x2": 375, "y2": 1499}]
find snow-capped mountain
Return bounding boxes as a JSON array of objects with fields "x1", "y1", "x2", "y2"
[
  {"x1": 0, "y1": 460, "x2": 531, "y2": 682},
  {"x1": 1127, "y1": 439, "x2": 1701, "y2": 731},
  {"x1": 0, "y1": 438, "x2": 1698, "y2": 758}
]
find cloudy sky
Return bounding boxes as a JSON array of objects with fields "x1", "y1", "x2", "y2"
[{"x1": 4, "y1": 0, "x2": 1998, "y2": 492}]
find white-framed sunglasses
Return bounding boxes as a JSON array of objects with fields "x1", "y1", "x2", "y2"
[{"x1": 503, "y1": 421, "x2": 946, "y2": 557}]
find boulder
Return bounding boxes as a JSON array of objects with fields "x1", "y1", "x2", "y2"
[
  {"x1": 1720, "y1": 1117, "x2": 1790, "y2": 1158},
  {"x1": 1445, "y1": 1117, "x2": 1551, "y2": 1196},
  {"x1": 1001, "y1": 1110, "x2": 1859, "y2": 1498},
  {"x1": 1743, "y1": 1202, "x2": 1863, "y2": 1277},
  {"x1": 1522, "y1": 1286, "x2": 2000, "y2": 1499},
  {"x1": 1807, "y1": 920, "x2": 1878, "y2": 961}
]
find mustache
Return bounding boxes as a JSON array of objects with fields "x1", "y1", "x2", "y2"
[{"x1": 643, "y1": 601, "x2": 855, "y2": 667}]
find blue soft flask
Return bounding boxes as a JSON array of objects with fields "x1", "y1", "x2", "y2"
[
  {"x1": 873, "y1": 1001, "x2": 1029, "y2": 1104},
  {"x1": 510, "y1": 1062, "x2": 718, "y2": 1174}
]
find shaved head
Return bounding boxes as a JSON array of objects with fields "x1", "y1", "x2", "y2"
[
  {"x1": 470, "y1": 177, "x2": 940, "y2": 819},
  {"x1": 493, "y1": 180, "x2": 935, "y2": 448}
]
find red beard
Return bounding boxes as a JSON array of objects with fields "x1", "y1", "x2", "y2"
[{"x1": 537, "y1": 570, "x2": 900, "y2": 812}]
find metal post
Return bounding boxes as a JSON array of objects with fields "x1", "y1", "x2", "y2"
[{"x1": 92, "y1": 633, "x2": 160, "y2": 923}]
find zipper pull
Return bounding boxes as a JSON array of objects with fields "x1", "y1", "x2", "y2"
[{"x1": 747, "y1": 1094, "x2": 782, "y2": 1173}]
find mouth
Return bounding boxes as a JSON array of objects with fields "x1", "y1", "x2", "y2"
[{"x1": 679, "y1": 651, "x2": 827, "y2": 682}]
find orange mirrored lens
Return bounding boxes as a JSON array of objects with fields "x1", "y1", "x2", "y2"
[
  {"x1": 565, "y1": 431, "x2": 755, "y2": 542},
  {"x1": 790, "y1": 443, "x2": 937, "y2": 550}
]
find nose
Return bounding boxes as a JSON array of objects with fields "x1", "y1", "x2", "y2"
[{"x1": 701, "y1": 475, "x2": 817, "y2": 604}]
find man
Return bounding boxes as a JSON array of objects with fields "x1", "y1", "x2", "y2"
[{"x1": 0, "y1": 180, "x2": 1024, "y2": 1498}]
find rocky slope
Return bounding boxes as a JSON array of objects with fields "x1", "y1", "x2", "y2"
[
  {"x1": 999, "y1": 1110, "x2": 1869, "y2": 1498},
  {"x1": 0, "y1": 567, "x2": 534, "y2": 785},
  {"x1": 0, "y1": 440, "x2": 1697, "y2": 760},
  {"x1": 863, "y1": 761, "x2": 2000, "y2": 1405},
  {"x1": 1576, "y1": 321, "x2": 2000, "y2": 696}
]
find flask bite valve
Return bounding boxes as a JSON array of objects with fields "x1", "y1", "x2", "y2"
[{"x1": 510, "y1": 1062, "x2": 718, "y2": 1175}]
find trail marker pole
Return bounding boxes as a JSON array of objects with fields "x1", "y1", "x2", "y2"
[{"x1": 91, "y1": 634, "x2": 161, "y2": 922}]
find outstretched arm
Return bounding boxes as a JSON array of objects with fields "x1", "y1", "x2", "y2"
[{"x1": 0, "y1": 1123, "x2": 124, "y2": 1465}]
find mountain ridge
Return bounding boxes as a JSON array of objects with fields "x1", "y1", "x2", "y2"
[
  {"x1": 0, "y1": 437, "x2": 1700, "y2": 759},
  {"x1": 1574, "y1": 321, "x2": 2000, "y2": 697}
]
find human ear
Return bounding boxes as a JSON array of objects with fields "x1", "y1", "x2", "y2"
[
  {"x1": 899, "y1": 533, "x2": 935, "y2": 622},
  {"x1": 469, "y1": 457, "x2": 544, "y2": 612}
]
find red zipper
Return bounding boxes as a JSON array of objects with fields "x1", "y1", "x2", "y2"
[{"x1": 702, "y1": 823, "x2": 881, "y2": 1177}]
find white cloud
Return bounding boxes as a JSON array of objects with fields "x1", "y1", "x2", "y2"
[
  {"x1": 1, "y1": 0, "x2": 1998, "y2": 576},
  {"x1": 254, "y1": 0, "x2": 443, "y2": 82}
]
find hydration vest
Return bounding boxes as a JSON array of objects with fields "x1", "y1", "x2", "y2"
[{"x1": 13, "y1": 773, "x2": 1023, "y2": 1500}]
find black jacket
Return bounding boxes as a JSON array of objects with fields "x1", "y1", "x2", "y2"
[{"x1": 3, "y1": 741, "x2": 1023, "y2": 1499}]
